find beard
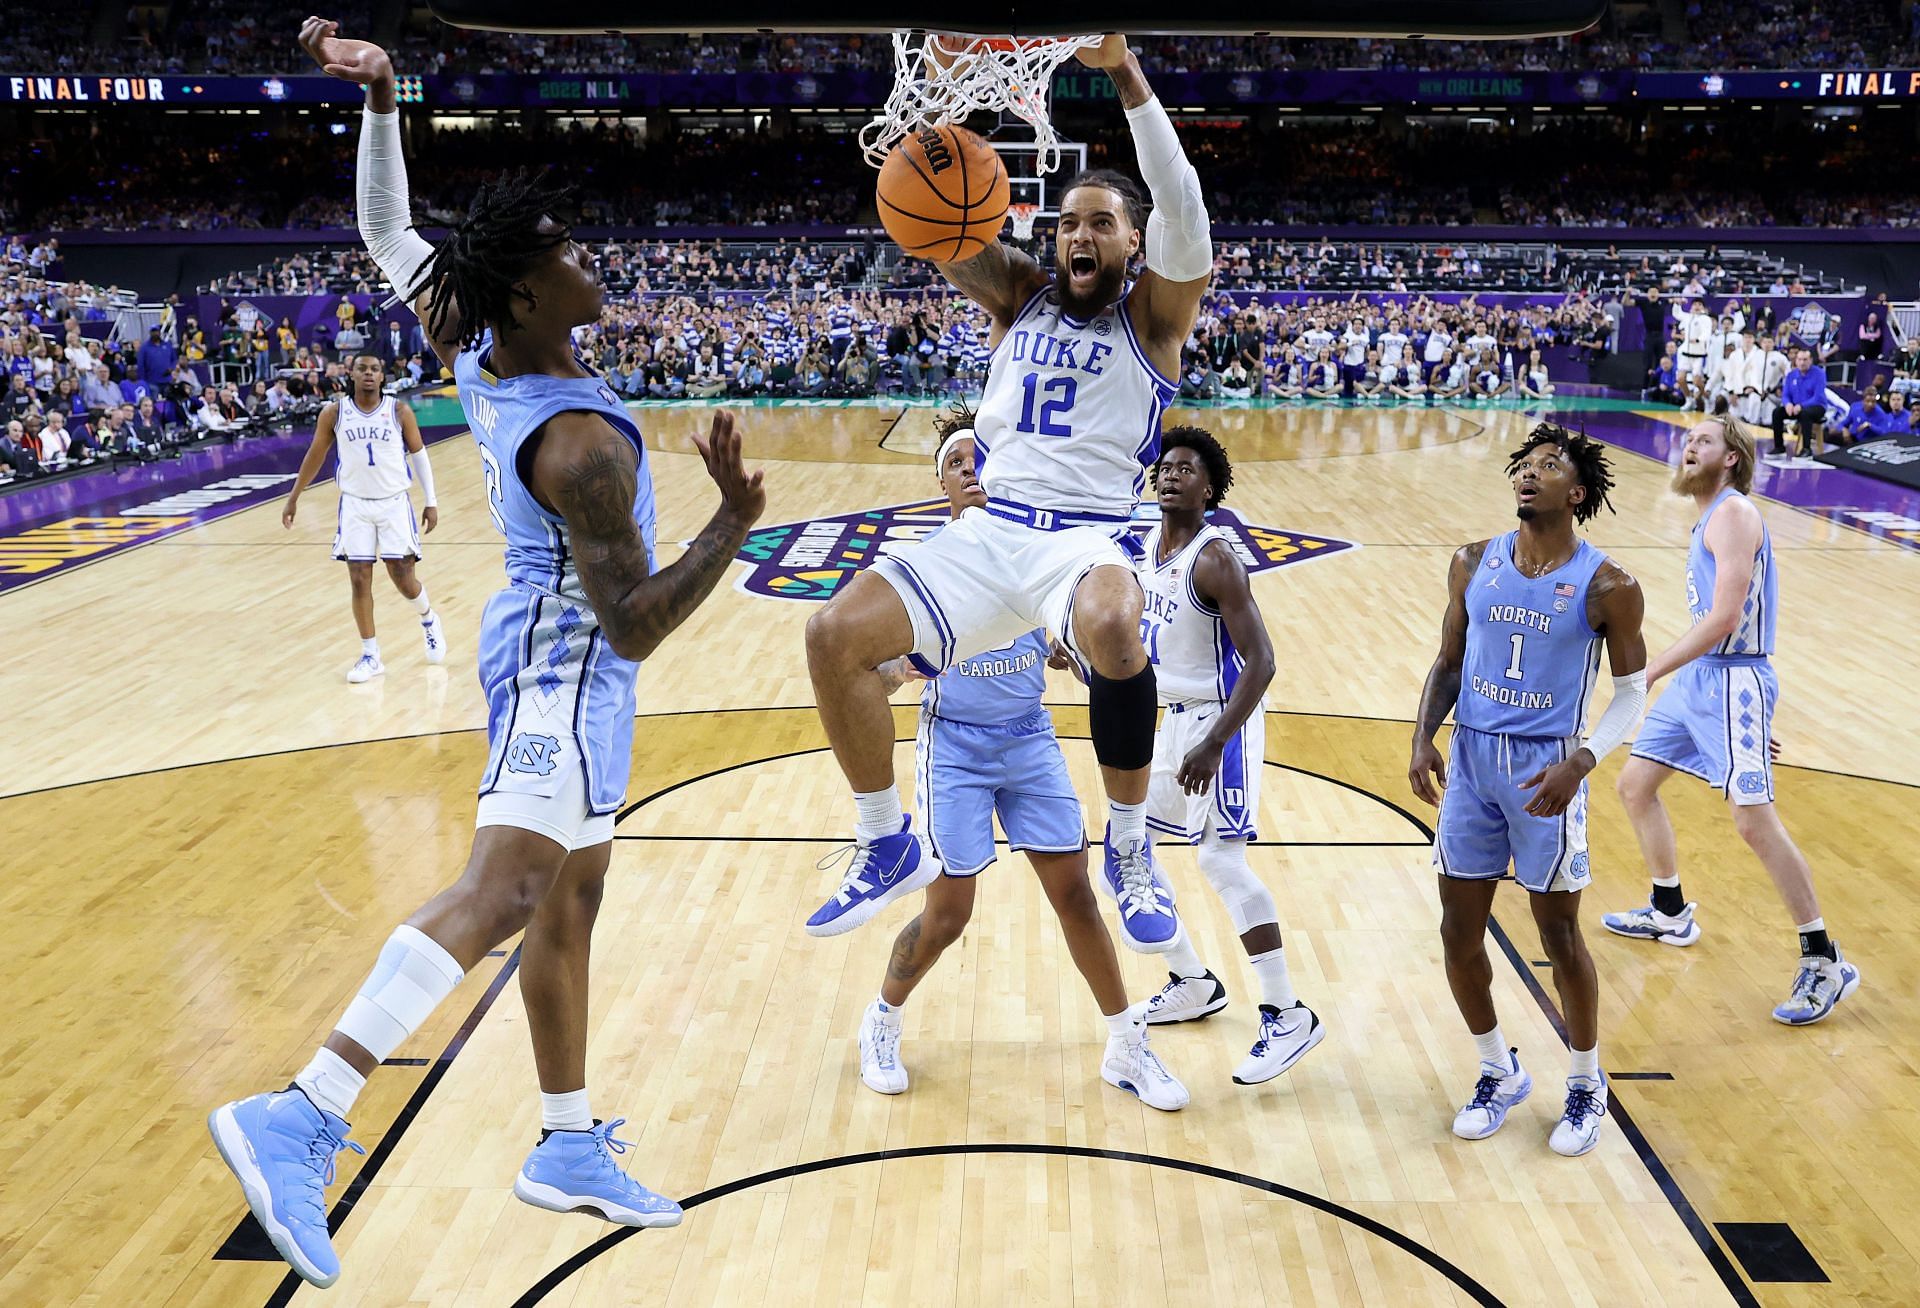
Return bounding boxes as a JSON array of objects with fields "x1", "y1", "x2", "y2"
[
  {"x1": 1055, "y1": 257, "x2": 1127, "y2": 320},
  {"x1": 1515, "y1": 503, "x2": 1538, "y2": 521},
  {"x1": 1670, "y1": 462, "x2": 1722, "y2": 496}
]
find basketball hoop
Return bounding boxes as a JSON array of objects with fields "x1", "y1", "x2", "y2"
[
  {"x1": 860, "y1": 31, "x2": 1104, "y2": 175},
  {"x1": 1007, "y1": 202, "x2": 1040, "y2": 242}
]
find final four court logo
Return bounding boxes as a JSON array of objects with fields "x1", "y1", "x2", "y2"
[{"x1": 730, "y1": 501, "x2": 1359, "y2": 602}]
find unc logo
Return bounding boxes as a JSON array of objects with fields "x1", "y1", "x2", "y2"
[
  {"x1": 916, "y1": 127, "x2": 954, "y2": 172},
  {"x1": 506, "y1": 732, "x2": 563, "y2": 776},
  {"x1": 1570, "y1": 852, "x2": 1590, "y2": 878},
  {"x1": 1737, "y1": 770, "x2": 1767, "y2": 794}
]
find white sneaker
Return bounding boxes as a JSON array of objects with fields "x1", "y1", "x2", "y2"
[
  {"x1": 1142, "y1": 970, "x2": 1228, "y2": 1025},
  {"x1": 1600, "y1": 899, "x2": 1701, "y2": 947},
  {"x1": 857, "y1": 1001, "x2": 907, "y2": 1095},
  {"x1": 1771, "y1": 949, "x2": 1861, "y2": 1026},
  {"x1": 345, "y1": 653, "x2": 384, "y2": 683},
  {"x1": 1102, "y1": 1022, "x2": 1190, "y2": 1112},
  {"x1": 1452, "y1": 1050, "x2": 1532, "y2": 1140},
  {"x1": 1548, "y1": 1074, "x2": 1608, "y2": 1157},
  {"x1": 1233, "y1": 1002, "x2": 1325, "y2": 1085},
  {"x1": 421, "y1": 611, "x2": 446, "y2": 665}
]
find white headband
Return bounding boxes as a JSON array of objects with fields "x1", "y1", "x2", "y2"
[{"x1": 935, "y1": 427, "x2": 975, "y2": 471}]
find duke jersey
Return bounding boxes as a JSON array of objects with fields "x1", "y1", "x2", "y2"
[
  {"x1": 1138, "y1": 523, "x2": 1249, "y2": 706},
  {"x1": 975, "y1": 285, "x2": 1180, "y2": 518},
  {"x1": 922, "y1": 629, "x2": 1049, "y2": 727},
  {"x1": 333, "y1": 395, "x2": 409, "y2": 499},
  {"x1": 1456, "y1": 532, "x2": 1606, "y2": 739},
  {"x1": 1688, "y1": 488, "x2": 1774, "y2": 658}
]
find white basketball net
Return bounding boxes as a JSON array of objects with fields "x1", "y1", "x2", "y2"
[
  {"x1": 860, "y1": 31, "x2": 1104, "y2": 175},
  {"x1": 1008, "y1": 203, "x2": 1040, "y2": 240}
]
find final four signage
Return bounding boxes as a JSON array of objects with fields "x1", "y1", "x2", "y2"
[{"x1": 730, "y1": 501, "x2": 1358, "y2": 603}]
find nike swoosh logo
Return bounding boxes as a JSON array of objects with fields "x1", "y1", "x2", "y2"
[{"x1": 876, "y1": 849, "x2": 909, "y2": 887}]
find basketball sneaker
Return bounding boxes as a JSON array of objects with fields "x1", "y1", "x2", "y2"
[
  {"x1": 345, "y1": 652, "x2": 384, "y2": 684},
  {"x1": 1142, "y1": 970, "x2": 1228, "y2": 1025},
  {"x1": 1101, "y1": 1021, "x2": 1190, "y2": 1112},
  {"x1": 206, "y1": 1087, "x2": 366, "y2": 1288},
  {"x1": 1451, "y1": 1050, "x2": 1533, "y2": 1141},
  {"x1": 1601, "y1": 898, "x2": 1701, "y2": 946},
  {"x1": 1549, "y1": 1074, "x2": 1608, "y2": 1157},
  {"x1": 803, "y1": 816, "x2": 936, "y2": 937},
  {"x1": 421, "y1": 612, "x2": 446, "y2": 665},
  {"x1": 1234, "y1": 1002, "x2": 1326, "y2": 1085},
  {"x1": 1099, "y1": 826, "x2": 1179, "y2": 953},
  {"x1": 857, "y1": 1000, "x2": 908, "y2": 1095},
  {"x1": 513, "y1": 1118, "x2": 683, "y2": 1228},
  {"x1": 1771, "y1": 949, "x2": 1861, "y2": 1026}
]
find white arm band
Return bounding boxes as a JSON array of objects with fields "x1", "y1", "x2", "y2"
[
  {"x1": 1581, "y1": 670, "x2": 1647, "y2": 765},
  {"x1": 358, "y1": 106, "x2": 437, "y2": 300},
  {"x1": 408, "y1": 447, "x2": 437, "y2": 508},
  {"x1": 1124, "y1": 95, "x2": 1212, "y2": 283}
]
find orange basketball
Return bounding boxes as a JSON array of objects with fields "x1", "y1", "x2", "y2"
[{"x1": 876, "y1": 124, "x2": 1009, "y2": 262}]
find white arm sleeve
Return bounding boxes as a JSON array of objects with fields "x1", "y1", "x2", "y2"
[
  {"x1": 1124, "y1": 96, "x2": 1212, "y2": 283},
  {"x1": 358, "y1": 105, "x2": 436, "y2": 301},
  {"x1": 1581, "y1": 670, "x2": 1647, "y2": 765},
  {"x1": 408, "y1": 446, "x2": 437, "y2": 508}
]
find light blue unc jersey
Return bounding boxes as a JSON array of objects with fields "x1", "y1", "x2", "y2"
[
  {"x1": 922, "y1": 629, "x2": 1050, "y2": 728},
  {"x1": 1688, "y1": 487, "x2": 1775, "y2": 659},
  {"x1": 453, "y1": 331, "x2": 657, "y2": 815},
  {"x1": 975, "y1": 286, "x2": 1180, "y2": 518},
  {"x1": 1455, "y1": 531, "x2": 1607, "y2": 739}
]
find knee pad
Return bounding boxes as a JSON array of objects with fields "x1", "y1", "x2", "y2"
[
  {"x1": 1088, "y1": 665, "x2": 1157, "y2": 770},
  {"x1": 1196, "y1": 835, "x2": 1277, "y2": 936}
]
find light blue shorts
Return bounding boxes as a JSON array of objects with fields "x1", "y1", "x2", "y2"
[
  {"x1": 1433, "y1": 726, "x2": 1592, "y2": 894},
  {"x1": 913, "y1": 707, "x2": 1085, "y2": 877},
  {"x1": 1631, "y1": 658, "x2": 1777, "y2": 805}
]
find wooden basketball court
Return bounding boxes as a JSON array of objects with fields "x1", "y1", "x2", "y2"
[{"x1": 2, "y1": 398, "x2": 1915, "y2": 1306}]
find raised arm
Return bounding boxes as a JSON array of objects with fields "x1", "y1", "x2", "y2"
[
  {"x1": 1408, "y1": 541, "x2": 1483, "y2": 806},
  {"x1": 933, "y1": 241, "x2": 1049, "y2": 345},
  {"x1": 529, "y1": 408, "x2": 764, "y2": 663},
  {"x1": 1176, "y1": 541, "x2": 1276, "y2": 794},
  {"x1": 281, "y1": 402, "x2": 337, "y2": 528}
]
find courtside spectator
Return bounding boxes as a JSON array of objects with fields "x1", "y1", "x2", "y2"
[{"x1": 1772, "y1": 347, "x2": 1828, "y2": 457}]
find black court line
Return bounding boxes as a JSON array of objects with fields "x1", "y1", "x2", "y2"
[
  {"x1": 1611, "y1": 1072, "x2": 1677, "y2": 1082},
  {"x1": 506, "y1": 1143, "x2": 1506, "y2": 1308}
]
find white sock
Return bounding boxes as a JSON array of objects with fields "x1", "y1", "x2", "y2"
[
  {"x1": 407, "y1": 585, "x2": 431, "y2": 616},
  {"x1": 1249, "y1": 945, "x2": 1297, "y2": 1009},
  {"x1": 874, "y1": 994, "x2": 903, "y2": 1023},
  {"x1": 294, "y1": 1047, "x2": 366, "y2": 1120},
  {"x1": 1163, "y1": 930, "x2": 1207, "y2": 979},
  {"x1": 1795, "y1": 916, "x2": 1825, "y2": 934},
  {"x1": 1651, "y1": 874, "x2": 1681, "y2": 887},
  {"x1": 855, "y1": 785, "x2": 903, "y2": 842},
  {"x1": 1472, "y1": 1023, "x2": 1508, "y2": 1072},
  {"x1": 1104, "y1": 1007, "x2": 1141, "y2": 1039},
  {"x1": 540, "y1": 1088, "x2": 593, "y2": 1132},
  {"x1": 1107, "y1": 798, "x2": 1147, "y2": 849},
  {"x1": 361, "y1": 637, "x2": 379, "y2": 657},
  {"x1": 333, "y1": 924, "x2": 466, "y2": 1063},
  {"x1": 1570, "y1": 1045, "x2": 1600, "y2": 1084}
]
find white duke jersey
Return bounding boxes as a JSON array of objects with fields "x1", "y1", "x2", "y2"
[
  {"x1": 976, "y1": 286, "x2": 1180, "y2": 518},
  {"x1": 1138, "y1": 523, "x2": 1254, "y2": 706},
  {"x1": 334, "y1": 395, "x2": 410, "y2": 499}
]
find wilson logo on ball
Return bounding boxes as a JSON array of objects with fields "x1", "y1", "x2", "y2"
[{"x1": 915, "y1": 128, "x2": 955, "y2": 172}]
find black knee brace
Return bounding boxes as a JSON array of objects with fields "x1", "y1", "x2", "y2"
[{"x1": 1088, "y1": 665, "x2": 1158, "y2": 770}]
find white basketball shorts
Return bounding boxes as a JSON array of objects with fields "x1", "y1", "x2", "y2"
[
  {"x1": 1146, "y1": 701, "x2": 1263, "y2": 844},
  {"x1": 332, "y1": 491, "x2": 421, "y2": 562}
]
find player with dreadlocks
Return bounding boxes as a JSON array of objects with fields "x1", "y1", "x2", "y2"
[
  {"x1": 1408, "y1": 424, "x2": 1647, "y2": 1158},
  {"x1": 206, "y1": 20, "x2": 764, "y2": 1288}
]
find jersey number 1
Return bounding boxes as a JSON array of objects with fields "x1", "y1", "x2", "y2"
[{"x1": 1504, "y1": 632, "x2": 1525, "y2": 680}]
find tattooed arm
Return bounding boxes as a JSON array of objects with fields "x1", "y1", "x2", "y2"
[
  {"x1": 1408, "y1": 540, "x2": 1486, "y2": 806},
  {"x1": 530, "y1": 408, "x2": 765, "y2": 663},
  {"x1": 934, "y1": 242, "x2": 1050, "y2": 346}
]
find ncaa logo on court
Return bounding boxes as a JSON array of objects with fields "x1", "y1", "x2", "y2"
[{"x1": 728, "y1": 502, "x2": 1358, "y2": 603}]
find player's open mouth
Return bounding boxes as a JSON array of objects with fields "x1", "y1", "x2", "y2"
[{"x1": 1069, "y1": 253, "x2": 1097, "y2": 278}]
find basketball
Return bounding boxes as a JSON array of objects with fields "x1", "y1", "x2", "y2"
[{"x1": 875, "y1": 124, "x2": 1009, "y2": 262}]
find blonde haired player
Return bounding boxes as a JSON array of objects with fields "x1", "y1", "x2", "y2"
[{"x1": 282, "y1": 351, "x2": 446, "y2": 681}]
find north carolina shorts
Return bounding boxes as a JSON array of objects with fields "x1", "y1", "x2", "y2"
[
  {"x1": 912, "y1": 706, "x2": 1085, "y2": 877},
  {"x1": 332, "y1": 491, "x2": 421, "y2": 561},
  {"x1": 1433, "y1": 726, "x2": 1591, "y2": 894},
  {"x1": 1146, "y1": 701, "x2": 1262, "y2": 844},
  {"x1": 871, "y1": 503, "x2": 1137, "y2": 674},
  {"x1": 1630, "y1": 657, "x2": 1777, "y2": 805}
]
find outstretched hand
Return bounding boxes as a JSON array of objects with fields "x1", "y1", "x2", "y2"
[
  {"x1": 1075, "y1": 34, "x2": 1132, "y2": 69},
  {"x1": 690, "y1": 409, "x2": 765, "y2": 528},
  {"x1": 298, "y1": 15, "x2": 393, "y2": 85}
]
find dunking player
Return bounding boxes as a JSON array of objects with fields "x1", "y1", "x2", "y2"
[
  {"x1": 805, "y1": 36, "x2": 1211, "y2": 969},
  {"x1": 207, "y1": 20, "x2": 764, "y2": 1288},
  {"x1": 1409, "y1": 426, "x2": 1649, "y2": 1157},
  {"x1": 282, "y1": 351, "x2": 447, "y2": 682},
  {"x1": 1127, "y1": 428, "x2": 1326, "y2": 1085},
  {"x1": 851, "y1": 410, "x2": 1186, "y2": 1111},
  {"x1": 1601, "y1": 416, "x2": 1861, "y2": 1025}
]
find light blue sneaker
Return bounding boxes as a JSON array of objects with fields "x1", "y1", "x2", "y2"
[
  {"x1": 1451, "y1": 1050, "x2": 1533, "y2": 1141},
  {"x1": 1099, "y1": 824, "x2": 1179, "y2": 953},
  {"x1": 207, "y1": 1087, "x2": 366, "y2": 1288},
  {"x1": 803, "y1": 816, "x2": 937, "y2": 937},
  {"x1": 1772, "y1": 949, "x2": 1862, "y2": 1026},
  {"x1": 513, "y1": 1118, "x2": 683, "y2": 1228}
]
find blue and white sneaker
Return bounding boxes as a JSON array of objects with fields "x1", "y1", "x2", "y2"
[
  {"x1": 1549, "y1": 1074, "x2": 1608, "y2": 1157},
  {"x1": 345, "y1": 652, "x2": 383, "y2": 684},
  {"x1": 1601, "y1": 898, "x2": 1701, "y2": 947},
  {"x1": 804, "y1": 816, "x2": 937, "y2": 938},
  {"x1": 1233, "y1": 1002, "x2": 1326, "y2": 1085},
  {"x1": 513, "y1": 1118, "x2": 683, "y2": 1228},
  {"x1": 421, "y1": 611, "x2": 446, "y2": 665},
  {"x1": 207, "y1": 1087, "x2": 366, "y2": 1288},
  {"x1": 1099, "y1": 825, "x2": 1178, "y2": 953},
  {"x1": 1772, "y1": 949, "x2": 1861, "y2": 1026},
  {"x1": 1451, "y1": 1050, "x2": 1533, "y2": 1141}
]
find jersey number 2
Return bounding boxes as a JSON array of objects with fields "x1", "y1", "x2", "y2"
[
  {"x1": 477, "y1": 444, "x2": 507, "y2": 534},
  {"x1": 1017, "y1": 374, "x2": 1075, "y2": 437}
]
